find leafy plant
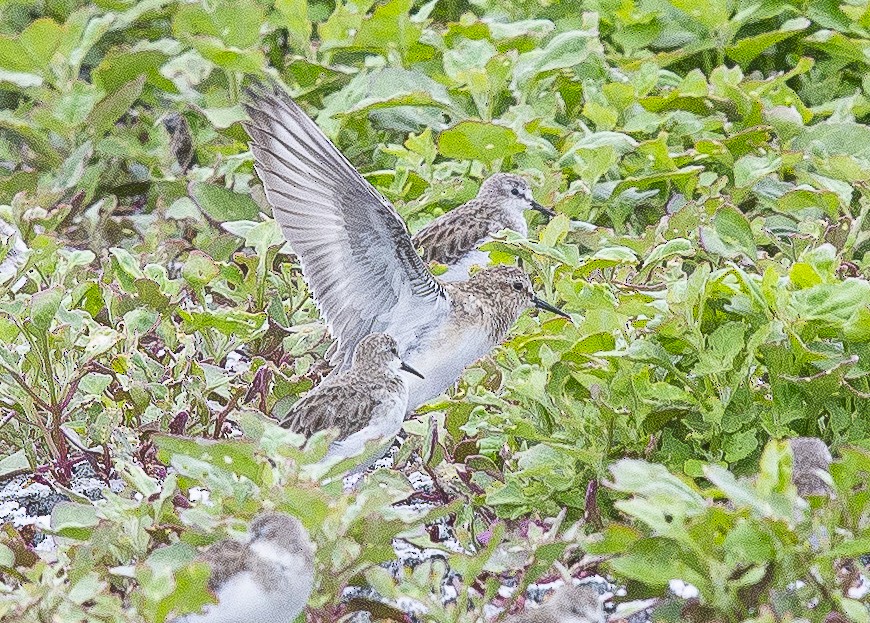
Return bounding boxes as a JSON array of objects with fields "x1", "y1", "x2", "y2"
[{"x1": 1, "y1": 0, "x2": 870, "y2": 621}]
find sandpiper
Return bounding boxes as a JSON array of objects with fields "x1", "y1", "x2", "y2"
[
  {"x1": 788, "y1": 437, "x2": 833, "y2": 497},
  {"x1": 243, "y1": 84, "x2": 568, "y2": 411},
  {"x1": 279, "y1": 332, "x2": 423, "y2": 467},
  {"x1": 506, "y1": 584, "x2": 606, "y2": 623},
  {"x1": 175, "y1": 511, "x2": 315, "y2": 623},
  {"x1": 411, "y1": 172, "x2": 554, "y2": 282},
  {"x1": 0, "y1": 219, "x2": 26, "y2": 287}
]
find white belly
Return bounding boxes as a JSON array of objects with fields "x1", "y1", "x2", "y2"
[
  {"x1": 404, "y1": 326, "x2": 492, "y2": 410},
  {"x1": 322, "y1": 389, "x2": 408, "y2": 470},
  {"x1": 178, "y1": 549, "x2": 313, "y2": 623},
  {"x1": 179, "y1": 573, "x2": 289, "y2": 623}
]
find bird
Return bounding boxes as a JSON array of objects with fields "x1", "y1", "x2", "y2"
[
  {"x1": 788, "y1": 437, "x2": 833, "y2": 497},
  {"x1": 242, "y1": 83, "x2": 569, "y2": 412},
  {"x1": 505, "y1": 584, "x2": 606, "y2": 623},
  {"x1": 279, "y1": 332, "x2": 424, "y2": 467},
  {"x1": 175, "y1": 511, "x2": 315, "y2": 623},
  {"x1": 162, "y1": 113, "x2": 196, "y2": 173},
  {"x1": 411, "y1": 172, "x2": 554, "y2": 282},
  {"x1": 0, "y1": 218, "x2": 27, "y2": 287}
]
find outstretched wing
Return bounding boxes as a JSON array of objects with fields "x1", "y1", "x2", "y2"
[{"x1": 244, "y1": 84, "x2": 448, "y2": 368}]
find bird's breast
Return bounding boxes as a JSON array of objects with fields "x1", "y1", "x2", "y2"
[{"x1": 404, "y1": 324, "x2": 493, "y2": 410}]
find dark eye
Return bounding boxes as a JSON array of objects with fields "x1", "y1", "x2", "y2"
[
  {"x1": 511, "y1": 281, "x2": 524, "y2": 291},
  {"x1": 391, "y1": 347, "x2": 398, "y2": 356},
  {"x1": 510, "y1": 188, "x2": 519, "y2": 196}
]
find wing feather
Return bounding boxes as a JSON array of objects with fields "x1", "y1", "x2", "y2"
[
  {"x1": 412, "y1": 204, "x2": 497, "y2": 266},
  {"x1": 244, "y1": 84, "x2": 448, "y2": 368},
  {"x1": 279, "y1": 381, "x2": 376, "y2": 440}
]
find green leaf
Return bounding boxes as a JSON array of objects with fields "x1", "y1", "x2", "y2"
[
  {"x1": 513, "y1": 28, "x2": 601, "y2": 91},
  {"x1": 0, "y1": 69, "x2": 42, "y2": 88},
  {"x1": 30, "y1": 286, "x2": 64, "y2": 332},
  {"x1": 608, "y1": 537, "x2": 693, "y2": 588},
  {"x1": 713, "y1": 205, "x2": 757, "y2": 259},
  {"x1": 0, "y1": 450, "x2": 28, "y2": 479},
  {"x1": 93, "y1": 50, "x2": 177, "y2": 93},
  {"x1": 793, "y1": 122, "x2": 870, "y2": 158},
  {"x1": 189, "y1": 183, "x2": 261, "y2": 222},
  {"x1": 733, "y1": 154, "x2": 781, "y2": 188},
  {"x1": 153, "y1": 434, "x2": 263, "y2": 483},
  {"x1": 692, "y1": 322, "x2": 747, "y2": 376},
  {"x1": 438, "y1": 120, "x2": 525, "y2": 164},
  {"x1": 726, "y1": 18, "x2": 809, "y2": 66},
  {"x1": 109, "y1": 247, "x2": 145, "y2": 291},
  {"x1": 275, "y1": 0, "x2": 312, "y2": 48},
  {"x1": 179, "y1": 308, "x2": 267, "y2": 339},
  {"x1": 642, "y1": 238, "x2": 694, "y2": 267},
  {"x1": 87, "y1": 75, "x2": 145, "y2": 137},
  {"x1": 19, "y1": 18, "x2": 64, "y2": 68},
  {"x1": 50, "y1": 502, "x2": 99, "y2": 540},
  {"x1": 0, "y1": 543, "x2": 14, "y2": 568},
  {"x1": 182, "y1": 251, "x2": 221, "y2": 288}
]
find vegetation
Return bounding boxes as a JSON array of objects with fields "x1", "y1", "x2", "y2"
[{"x1": 1, "y1": 0, "x2": 869, "y2": 621}]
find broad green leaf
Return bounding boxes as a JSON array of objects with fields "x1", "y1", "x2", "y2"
[
  {"x1": 713, "y1": 205, "x2": 757, "y2": 259},
  {"x1": 513, "y1": 28, "x2": 601, "y2": 91},
  {"x1": 438, "y1": 121, "x2": 525, "y2": 164},
  {"x1": 30, "y1": 286, "x2": 64, "y2": 332},
  {"x1": 275, "y1": 0, "x2": 312, "y2": 48},
  {"x1": 642, "y1": 238, "x2": 694, "y2": 267},
  {"x1": 0, "y1": 543, "x2": 14, "y2": 567},
  {"x1": 0, "y1": 450, "x2": 28, "y2": 479},
  {"x1": 793, "y1": 122, "x2": 870, "y2": 158},
  {"x1": 93, "y1": 50, "x2": 177, "y2": 93},
  {"x1": 182, "y1": 251, "x2": 221, "y2": 288},
  {"x1": 726, "y1": 18, "x2": 809, "y2": 66},
  {"x1": 87, "y1": 75, "x2": 145, "y2": 137},
  {"x1": 50, "y1": 502, "x2": 99, "y2": 539},
  {"x1": 189, "y1": 183, "x2": 261, "y2": 222},
  {"x1": 179, "y1": 308, "x2": 267, "y2": 338},
  {"x1": 153, "y1": 434, "x2": 263, "y2": 483}
]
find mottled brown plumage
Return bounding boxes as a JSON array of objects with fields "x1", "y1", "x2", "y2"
[
  {"x1": 279, "y1": 333, "x2": 422, "y2": 465},
  {"x1": 411, "y1": 173, "x2": 553, "y2": 281}
]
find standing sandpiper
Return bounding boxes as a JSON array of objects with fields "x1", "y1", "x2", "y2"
[
  {"x1": 411, "y1": 173, "x2": 554, "y2": 282},
  {"x1": 279, "y1": 333, "x2": 423, "y2": 468},
  {"x1": 243, "y1": 84, "x2": 569, "y2": 412},
  {"x1": 506, "y1": 584, "x2": 606, "y2": 623},
  {"x1": 175, "y1": 512, "x2": 315, "y2": 623}
]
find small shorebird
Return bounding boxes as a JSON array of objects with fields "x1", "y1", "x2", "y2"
[
  {"x1": 506, "y1": 584, "x2": 606, "y2": 623},
  {"x1": 175, "y1": 511, "x2": 315, "y2": 623},
  {"x1": 243, "y1": 85, "x2": 568, "y2": 411},
  {"x1": 279, "y1": 333, "x2": 423, "y2": 467},
  {"x1": 411, "y1": 172, "x2": 554, "y2": 282},
  {"x1": 788, "y1": 437, "x2": 832, "y2": 497}
]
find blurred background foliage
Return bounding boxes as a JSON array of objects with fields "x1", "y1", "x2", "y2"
[{"x1": 1, "y1": 0, "x2": 870, "y2": 621}]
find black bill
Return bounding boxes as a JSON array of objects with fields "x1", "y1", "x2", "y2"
[
  {"x1": 530, "y1": 200, "x2": 556, "y2": 218},
  {"x1": 533, "y1": 296, "x2": 571, "y2": 319},
  {"x1": 400, "y1": 361, "x2": 425, "y2": 379}
]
